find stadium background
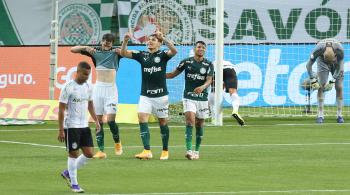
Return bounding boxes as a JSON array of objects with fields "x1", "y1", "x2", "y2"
[{"x1": 0, "y1": 0, "x2": 349, "y2": 123}]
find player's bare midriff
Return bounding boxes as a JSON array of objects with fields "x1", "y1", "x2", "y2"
[{"x1": 96, "y1": 69, "x2": 116, "y2": 83}]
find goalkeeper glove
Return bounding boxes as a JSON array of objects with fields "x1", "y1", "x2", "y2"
[
  {"x1": 324, "y1": 79, "x2": 336, "y2": 92},
  {"x1": 310, "y1": 78, "x2": 320, "y2": 90}
]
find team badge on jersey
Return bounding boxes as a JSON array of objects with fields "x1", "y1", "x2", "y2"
[
  {"x1": 200, "y1": 67, "x2": 206, "y2": 74},
  {"x1": 154, "y1": 57, "x2": 161, "y2": 63}
]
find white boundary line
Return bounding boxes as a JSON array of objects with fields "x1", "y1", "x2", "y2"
[
  {"x1": 2, "y1": 140, "x2": 350, "y2": 149},
  {"x1": 86, "y1": 189, "x2": 350, "y2": 195},
  {"x1": 0, "y1": 122, "x2": 349, "y2": 132}
]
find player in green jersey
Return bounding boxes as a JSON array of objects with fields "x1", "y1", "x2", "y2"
[
  {"x1": 120, "y1": 31, "x2": 177, "y2": 160},
  {"x1": 167, "y1": 41, "x2": 214, "y2": 160}
]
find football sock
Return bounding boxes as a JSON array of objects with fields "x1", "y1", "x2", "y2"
[
  {"x1": 76, "y1": 154, "x2": 90, "y2": 169},
  {"x1": 160, "y1": 125, "x2": 169, "y2": 151},
  {"x1": 96, "y1": 122, "x2": 104, "y2": 152},
  {"x1": 195, "y1": 126, "x2": 203, "y2": 151},
  {"x1": 185, "y1": 125, "x2": 193, "y2": 151},
  {"x1": 231, "y1": 93, "x2": 240, "y2": 113},
  {"x1": 337, "y1": 98, "x2": 343, "y2": 117},
  {"x1": 108, "y1": 121, "x2": 120, "y2": 143},
  {"x1": 318, "y1": 97, "x2": 324, "y2": 118},
  {"x1": 68, "y1": 157, "x2": 78, "y2": 185},
  {"x1": 139, "y1": 122, "x2": 150, "y2": 150}
]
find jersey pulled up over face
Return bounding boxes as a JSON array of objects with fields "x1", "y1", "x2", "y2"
[
  {"x1": 132, "y1": 50, "x2": 172, "y2": 97},
  {"x1": 81, "y1": 47, "x2": 122, "y2": 71},
  {"x1": 59, "y1": 80, "x2": 93, "y2": 128},
  {"x1": 306, "y1": 38, "x2": 344, "y2": 80},
  {"x1": 177, "y1": 57, "x2": 214, "y2": 101}
]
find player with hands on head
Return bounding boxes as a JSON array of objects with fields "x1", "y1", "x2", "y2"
[
  {"x1": 120, "y1": 30, "x2": 177, "y2": 160},
  {"x1": 71, "y1": 33, "x2": 123, "y2": 159}
]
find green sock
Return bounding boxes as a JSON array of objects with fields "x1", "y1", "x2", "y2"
[
  {"x1": 195, "y1": 126, "x2": 203, "y2": 151},
  {"x1": 160, "y1": 125, "x2": 169, "y2": 151},
  {"x1": 108, "y1": 121, "x2": 120, "y2": 143},
  {"x1": 139, "y1": 122, "x2": 150, "y2": 150},
  {"x1": 96, "y1": 122, "x2": 104, "y2": 151},
  {"x1": 185, "y1": 125, "x2": 193, "y2": 151}
]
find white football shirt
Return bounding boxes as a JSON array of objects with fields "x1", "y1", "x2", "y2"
[{"x1": 59, "y1": 80, "x2": 93, "y2": 128}]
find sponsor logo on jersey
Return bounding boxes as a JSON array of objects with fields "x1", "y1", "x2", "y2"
[
  {"x1": 187, "y1": 73, "x2": 205, "y2": 80},
  {"x1": 147, "y1": 88, "x2": 164, "y2": 94},
  {"x1": 187, "y1": 92, "x2": 204, "y2": 98},
  {"x1": 144, "y1": 66, "x2": 162, "y2": 74}
]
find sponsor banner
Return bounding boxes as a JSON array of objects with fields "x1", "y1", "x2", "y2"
[
  {"x1": 120, "y1": 45, "x2": 350, "y2": 106},
  {"x1": 0, "y1": 47, "x2": 96, "y2": 99},
  {"x1": 118, "y1": 0, "x2": 350, "y2": 44},
  {"x1": 0, "y1": 98, "x2": 140, "y2": 123},
  {"x1": 0, "y1": 0, "x2": 113, "y2": 45}
]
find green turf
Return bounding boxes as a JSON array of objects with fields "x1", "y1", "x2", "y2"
[{"x1": 0, "y1": 117, "x2": 349, "y2": 195}]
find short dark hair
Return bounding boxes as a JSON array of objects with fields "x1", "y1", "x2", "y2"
[
  {"x1": 77, "y1": 61, "x2": 91, "y2": 70},
  {"x1": 195, "y1": 41, "x2": 206, "y2": 47},
  {"x1": 149, "y1": 34, "x2": 163, "y2": 42},
  {"x1": 102, "y1": 33, "x2": 115, "y2": 42}
]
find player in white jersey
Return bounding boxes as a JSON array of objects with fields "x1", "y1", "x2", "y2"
[
  {"x1": 58, "y1": 61, "x2": 100, "y2": 193},
  {"x1": 306, "y1": 38, "x2": 345, "y2": 123}
]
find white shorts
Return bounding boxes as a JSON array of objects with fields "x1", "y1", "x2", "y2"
[
  {"x1": 183, "y1": 98, "x2": 209, "y2": 119},
  {"x1": 92, "y1": 81, "x2": 118, "y2": 115},
  {"x1": 138, "y1": 95, "x2": 169, "y2": 118}
]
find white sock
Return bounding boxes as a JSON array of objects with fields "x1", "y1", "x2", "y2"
[
  {"x1": 318, "y1": 98, "x2": 324, "y2": 118},
  {"x1": 231, "y1": 93, "x2": 240, "y2": 113},
  {"x1": 68, "y1": 157, "x2": 78, "y2": 185},
  {"x1": 76, "y1": 154, "x2": 89, "y2": 170},
  {"x1": 337, "y1": 98, "x2": 343, "y2": 117}
]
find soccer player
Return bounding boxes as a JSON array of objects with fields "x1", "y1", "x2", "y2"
[
  {"x1": 58, "y1": 61, "x2": 100, "y2": 193},
  {"x1": 120, "y1": 31, "x2": 177, "y2": 160},
  {"x1": 71, "y1": 33, "x2": 123, "y2": 159},
  {"x1": 306, "y1": 38, "x2": 345, "y2": 123},
  {"x1": 209, "y1": 60, "x2": 245, "y2": 126},
  {"x1": 167, "y1": 41, "x2": 214, "y2": 160}
]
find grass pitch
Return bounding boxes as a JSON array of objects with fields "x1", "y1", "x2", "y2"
[{"x1": 0, "y1": 116, "x2": 349, "y2": 195}]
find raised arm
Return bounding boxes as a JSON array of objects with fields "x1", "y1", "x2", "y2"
[
  {"x1": 120, "y1": 33, "x2": 133, "y2": 58},
  {"x1": 155, "y1": 31, "x2": 177, "y2": 57},
  {"x1": 71, "y1": 45, "x2": 95, "y2": 55}
]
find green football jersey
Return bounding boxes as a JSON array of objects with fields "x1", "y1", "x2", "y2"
[
  {"x1": 176, "y1": 57, "x2": 214, "y2": 101},
  {"x1": 132, "y1": 50, "x2": 172, "y2": 97}
]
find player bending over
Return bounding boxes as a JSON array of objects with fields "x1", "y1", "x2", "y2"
[
  {"x1": 209, "y1": 60, "x2": 245, "y2": 126},
  {"x1": 306, "y1": 38, "x2": 345, "y2": 123}
]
